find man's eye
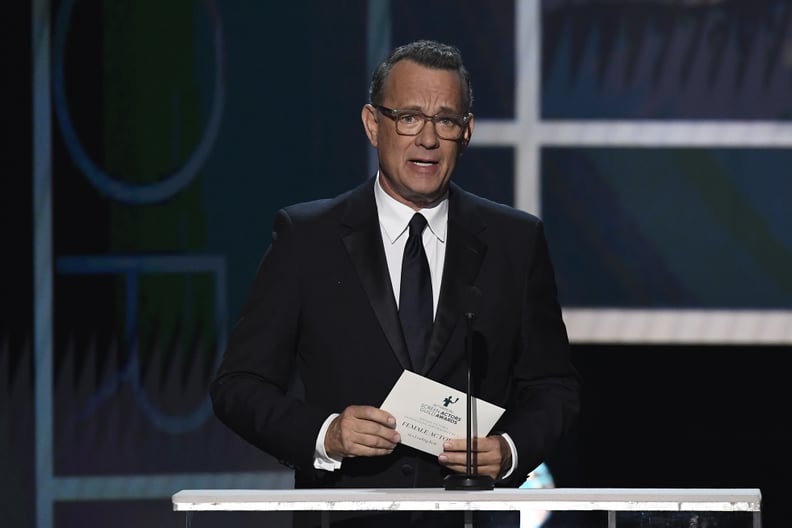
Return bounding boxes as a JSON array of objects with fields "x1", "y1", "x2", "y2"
[
  {"x1": 398, "y1": 113, "x2": 420, "y2": 124},
  {"x1": 437, "y1": 117, "x2": 458, "y2": 127}
]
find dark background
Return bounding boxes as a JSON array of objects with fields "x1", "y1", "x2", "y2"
[{"x1": 3, "y1": 1, "x2": 790, "y2": 527}]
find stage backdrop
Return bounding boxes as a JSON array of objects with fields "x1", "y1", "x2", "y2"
[{"x1": 4, "y1": 1, "x2": 790, "y2": 527}]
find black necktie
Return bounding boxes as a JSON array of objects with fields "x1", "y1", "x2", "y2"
[{"x1": 399, "y1": 213, "x2": 433, "y2": 372}]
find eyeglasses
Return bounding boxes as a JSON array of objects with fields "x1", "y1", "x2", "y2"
[{"x1": 372, "y1": 104, "x2": 471, "y2": 140}]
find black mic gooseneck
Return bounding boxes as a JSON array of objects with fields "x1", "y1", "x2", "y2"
[{"x1": 444, "y1": 286, "x2": 494, "y2": 490}]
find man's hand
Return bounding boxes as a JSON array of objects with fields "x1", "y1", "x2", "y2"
[
  {"x1": 438, "y1": 435, "x2": 511, "y2": 481},
  {"x1": 324, "y1": 405, "x2": 401, "y2": 459}
]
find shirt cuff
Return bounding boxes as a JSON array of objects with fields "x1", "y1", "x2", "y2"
[
  {"x1": 313, "y1": 413, "x2": 343, "y2": 471},
  {"x1": 498, "y1": 432, "x2": 518, "y2": 481}
]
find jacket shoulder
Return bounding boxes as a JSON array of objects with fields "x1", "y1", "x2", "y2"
[
  {"x1": 280, "y1": 178, "x2": 373, "y2": 225},
  {"x1": 451, "y1": 182, "x2": 542, "y2": 229}
]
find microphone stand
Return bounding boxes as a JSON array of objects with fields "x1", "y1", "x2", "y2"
[{"x1": 444, "y1": 305, "x2": 494, "y2": 491}]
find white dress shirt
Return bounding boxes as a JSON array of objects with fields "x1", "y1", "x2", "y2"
[{"x1": 374, "y1": 175, "x2": 447, "y2": 317}]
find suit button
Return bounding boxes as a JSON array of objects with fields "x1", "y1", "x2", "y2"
[{"x1": 401, "y1": 464, "x2": 414, "y2": 476}]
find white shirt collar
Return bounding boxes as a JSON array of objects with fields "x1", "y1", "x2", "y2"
[{"x1": 374, "y1": 172, "x2": 448, "y2": 245}]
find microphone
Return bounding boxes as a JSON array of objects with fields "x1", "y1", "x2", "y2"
[{"x1": 444, "y1": 286, "x2": 495, "y2": 490}]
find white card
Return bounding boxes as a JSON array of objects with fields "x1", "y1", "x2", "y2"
[{"x1": 380, "y1": 370, "x2": 505, "y2": 456}]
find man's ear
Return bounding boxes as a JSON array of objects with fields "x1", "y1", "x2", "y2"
[
  {"x1": 361, "y1": 104, "x2": 379, "y2": 148},
  {"x1": 458, "y1": 114, "x2": 474, "y2": 155}
]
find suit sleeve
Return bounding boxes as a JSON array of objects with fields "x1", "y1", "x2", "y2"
[
  {"x1": 209, "y1": 209, "x2": 329, "y2": 472},
  {"x1": 496, "y1": 221, "x2": 581, "y2": 486}
]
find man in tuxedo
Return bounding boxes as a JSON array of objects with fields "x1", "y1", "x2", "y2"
[{"x1": 210, "y1": 39, "x2": 580, "y2": 527}]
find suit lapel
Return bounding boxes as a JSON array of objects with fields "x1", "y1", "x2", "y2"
[
  {"x1": 340, "y1": 179, "x2": 412, "y2": 370},
  {"x1": 339, "y1": 180, "x2": 488, "y2": 375},
  {"x1": 423, "y1": 184, "x2": 487, "y2": 374}
]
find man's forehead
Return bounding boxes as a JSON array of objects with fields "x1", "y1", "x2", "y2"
[{"x1": 383, "y1": 61, "x2": 464, "y2": 107}]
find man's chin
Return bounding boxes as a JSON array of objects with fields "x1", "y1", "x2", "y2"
[
  {"x1": 406, "y1": 180, "x2": 450, "y2": 205},
  {"x1": 407, "y1": 190, "x2": 445, "y2": 209}
]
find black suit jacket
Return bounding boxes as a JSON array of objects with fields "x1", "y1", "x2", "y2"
[{"x1": 210, "y1": 177, "x2": 580, "y2": 489}]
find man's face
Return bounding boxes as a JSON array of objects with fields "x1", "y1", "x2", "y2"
[{"x1": 362, "y1": 60, "x2": 474, "y2": 210}]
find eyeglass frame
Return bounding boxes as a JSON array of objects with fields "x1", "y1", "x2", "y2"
[{"x1": 371, "y1": 104, "x2": 472, "y2": 140}]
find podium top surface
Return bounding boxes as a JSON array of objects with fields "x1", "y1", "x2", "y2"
[{"x1": 172, "y1": 488, "x2": 761, "y2": 512}]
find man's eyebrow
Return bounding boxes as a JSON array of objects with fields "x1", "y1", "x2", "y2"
[{"x1": 398, "y1": 105, "x2": 462, "y2": 114}]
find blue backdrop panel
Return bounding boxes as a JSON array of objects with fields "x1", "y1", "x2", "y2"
[
  {"x1": 542, "y1": 0, "x2": 792, "y2": 120},
  {"x1": 543, "y1": 147, "x2": 792, "y2": 308}
]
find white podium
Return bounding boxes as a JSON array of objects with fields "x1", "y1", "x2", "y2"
[{"x1": 172, "y1": 487, "x2": 761, "y2": 527}]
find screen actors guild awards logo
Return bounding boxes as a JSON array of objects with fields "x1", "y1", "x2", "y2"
[{"x1": 442, "y1": 396, "x2": 459, "y2": 407}]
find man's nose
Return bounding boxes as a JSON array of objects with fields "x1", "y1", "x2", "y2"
[{"x1": 416, "y1": 118, "x2": 440, "y2": 147}]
